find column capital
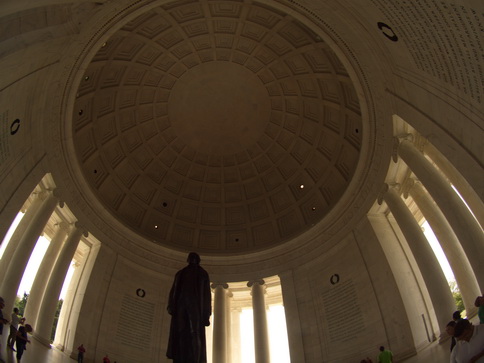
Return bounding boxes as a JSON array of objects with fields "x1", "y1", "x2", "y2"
[
  {"x1": 73, "y1": 222, "x2": 89, "y2": 238},
  {"x1": 401, "y1": 177, "x2": 417, "y2": 199},
  {"x1": 34, "y1": 188, "x2": 57, "y2": 201},
  {"x1": 387, "y1": 182, "x2": 401, "y2": 192},
  {"x1": 247, "y1": 279, "x2": 265, "y2": 288},
  {"x1": 377, "y1": 183, "x2": 400, "y2": 205},
  {"x1": 56, "y1": 221, "x2": 71, "y2": 232},
  {"x1": 395, "y1": 133, "x2": 414, "y2": 141},
  {"x1": 392, "y1": 134, "x2": 413, "y2": 162},
  {"x1": 211, "y1": 282, "x2": 229, "y2": 290}
]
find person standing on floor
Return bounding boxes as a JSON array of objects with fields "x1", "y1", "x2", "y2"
[
  {"x1": 15, "y1": 324, "x2": 32, "y2": 362},
  {"x1": 450, "y1": 319, "x2": 484, "y2": 363},
  {"x1": 7, "y1": 308, "x2": 25, "y2": 350},
  {"x1": 0, "y1": 297, "x2": 9, "y2": 353},
  {"x1": 475, "y1": 296, "x2": 484, "y2": 324},
  {"x1": 377, "y1": 346, "x2": 393, "y2": 363},
  {"x1": 77, "y1": 343, "x2": 86, "y2": 363}
]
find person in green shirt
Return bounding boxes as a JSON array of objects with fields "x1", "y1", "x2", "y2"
[
  {"x1": 474, "y1": 296, "x2": 484, "y2": 324},
  {"x1": 377, "y1": 346, "x2": 393, "y2": 363}
]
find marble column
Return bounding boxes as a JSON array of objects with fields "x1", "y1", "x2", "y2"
[
  {"x1": 53, "y1": 259, "x2": 81, "y2": 351},
  {"x1": 248, "y1": 279, "x2": 270, "y2": 363},
  {"x1": 226, "y1": 290, "x2": 233, "y2": 363},
  {"x1": 34, "y1": 223, "x2": 85, "y2": 346},
  {"x1": 212, "y1": 283, "x2": 229, "y2": 363},
  {"x1": 0, "y1": 190, "x2": 58, "y2": 312},
  {"x1": 397, "y1": 138, "x2": 484, "y2": 291},
  {"x1": 0, "y1": 194, "x2": 44, "y2": 279},
  {"x1": 23, "y1": 222, "x2": 69, "y2": 326},
  {"x1": 423, "y1": 142, "x2": 484, "y2": 227},
  {"x1": 54, "y1": 240, "x2": 101, "y2": 353},
  {"x1": 406, "y1": 179, "x2": 480, "y2": 316},
  {"x1": 231, "y1": 307, "x2": 242, "y2": 363},
  {"x1": 383, "y1": 185, "x2": 456, "y2": 340}
]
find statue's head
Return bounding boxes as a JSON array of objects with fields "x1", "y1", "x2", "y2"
[{"x1": 187, "y1": 252, "x2": 201, "y2": 264}]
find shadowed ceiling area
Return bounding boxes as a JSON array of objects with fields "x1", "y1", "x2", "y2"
[{"x1": 72, "y1": 0, "x2": 363, "y2": 253}]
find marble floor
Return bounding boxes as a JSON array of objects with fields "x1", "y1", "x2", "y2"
[
  {"x1": 0, "y1": 337, "x2": 73, "y2": 363},
  {"x1": 0, "y1": 333, "x2": 450, "y2": 363}
]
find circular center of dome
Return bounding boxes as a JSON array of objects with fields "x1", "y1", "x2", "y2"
[{"x1": 168, "y1": 62, "x2": 271, "y2": 155}]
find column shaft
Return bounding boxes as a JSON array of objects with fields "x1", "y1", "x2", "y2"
[
  {"x1": 54, "y1": 241, "x2": 100, "y2": 354},
  {"x1": 231, "y1": 308, "x2": 242, "y2": 363},
  {"x1": 212, "y1": 283, "x2": 228, "y2": 363},
  {"x1": 35, "y1": 225, "x2": 83, "y2": 346},
  {"x1": 53, "y1": 260, "x2": 81, "y2": 351},
  {"x1": 398, "y1": 139, "x2": 484, "y2": 290},
  {"x1": 0, "y1": 195, "x2": 43, "y2": 279},
  {"x1": 226, "y1": 291, "x2": 232, "y2": 363},
  {"x1": 0, "y1": 191, "x2": 58, "y2": 312},
  {"x1": 24, "y1": 223, "x2": 69, "y2": 326},
  {"x1": 384, "y1": 187, "x2": 456, "y2": 339},
  {"x1": 249, "y1": 280, "x2": 270, "y2": 363},
  {"x1": 409, "y1": 181, "x2": 480, "y2": 316},
  {"x1": 424, "y1": 142, "x2": 484, "y2": 227}
]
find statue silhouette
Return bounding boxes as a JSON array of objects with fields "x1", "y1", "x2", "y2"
[{"x1": 166, "y1": 252, "x2": 212, "y2": 363}]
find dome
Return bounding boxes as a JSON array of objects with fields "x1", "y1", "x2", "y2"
[{"x1": 71, "y1": 0, "x2": 363, "y2": 254}]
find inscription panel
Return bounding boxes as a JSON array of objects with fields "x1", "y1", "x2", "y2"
[
  {"x1": 114, "y1": 293, "x2": 156, "y2": 350},
  {"x1": 321, "y1": 279, "x2": 365, "y2": 343},
  {"x1": 303, "y1": 238, "x2": 387, "y2": 361},
  {"x1": 373, "y1": 0, "x2": 483, "y2": 103}
]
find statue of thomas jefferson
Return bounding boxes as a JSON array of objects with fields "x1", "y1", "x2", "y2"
[{"x1": 166, "y1": 252, "x2": 211, "y2": 363}]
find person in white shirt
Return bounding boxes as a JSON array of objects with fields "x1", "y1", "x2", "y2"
[
  {"x1": 7, "y1": 307, "x2": 24, "y2": 351},
  {"x1": 450, "y1": 319, "x2": 484, "y2": 363}
]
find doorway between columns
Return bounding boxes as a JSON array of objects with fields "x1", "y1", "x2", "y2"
[{"x1": 207, "y1": 275, "x2": 290, "y2": 363}]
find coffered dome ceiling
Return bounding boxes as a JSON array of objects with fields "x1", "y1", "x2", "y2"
[{"x1": 72, "y1": 0, "x2": 363, "y2": 254}]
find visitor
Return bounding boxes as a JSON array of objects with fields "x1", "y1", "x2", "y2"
[
  {"x1": 453, "y1": 310, "x2": 463, "y2": 321},
  {"x1": 15, "y1": 323, "x2": 32, "y2": 362},
  {"x1": 450, "y1": 319, "x2": 484, "y2": 363},
  {"x1": 446, "y1": 320, "x2": 457, "y2": 351},
  {"x1": 0, "y1": 297, "x2": 9, "y2": 352},
  {"x1": 475, "y1": 296, "x2": 484, "y2": 324},
  {"x1": 77, "y1": 343, "x2": 86, "y2": 363},
  {"x1": 7, "y1": 307, "x2": 25, "y2": 350},
  {"x1": 377, "y1": 346, "x2": 393, "y2": 363}
]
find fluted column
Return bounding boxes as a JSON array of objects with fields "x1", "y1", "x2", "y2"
[
  {"x1": 226, "y1": 290, "x2": 233, "y2": 363},
  {"x1": 212, "y1": 283, "x2": 229, "y2": 363},
  {"x1": 231, "y1": 307, "x2": 242, "y2": 363},
  {"x1": 383, "y1": 185, "x2": 456, "y2": 340},
  {"x1": 248, "y1": 279, "x2": 270, "y2": 363},
  {"x1": 405, "y1": 179, "x2": 480, "y2": 316},
  {"x1": 53, "y1": 259, "x2": 81, "y2": 351},
  {"x1": 0, "y1": 194, "x2": 44, "y2": 279},
  {"x1": 54, "y1": 240, "x2": 100, "y2": 353},
  {"x1": 0, "y1": 190, "x2": 58, "y2": 312},
  {"x1": 423, "y1": 142, "x2": 484, "y2": 227},
  {"x1": 35, "y1": 223, "x2": 85, "y2": 346},
  {"x1": 23, "y1": 222, "x2": 69, "y2": 326},
  {"x1": 397, "y1": 138, "x2": 484, "y2": 291}
]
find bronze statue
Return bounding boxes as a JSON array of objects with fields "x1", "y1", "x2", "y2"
[{"x1": 166, "y1": 252, "x2": 211, "y2": 363}]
